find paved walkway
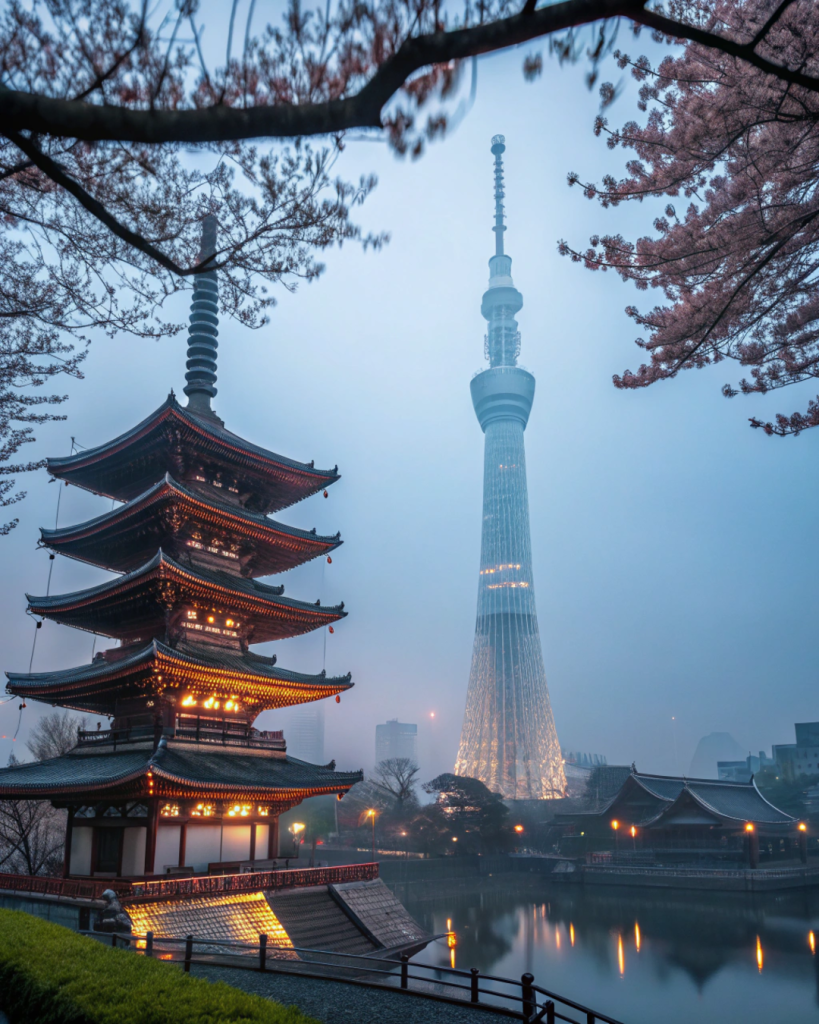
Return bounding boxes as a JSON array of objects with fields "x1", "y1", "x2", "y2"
[{"x1": 191, "y1": 965, "x2": 508, "y2": 1024}]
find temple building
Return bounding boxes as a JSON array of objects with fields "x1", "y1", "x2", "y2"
[{"x1": 0, "y1": 216, "x2": 363, "y2": 880}]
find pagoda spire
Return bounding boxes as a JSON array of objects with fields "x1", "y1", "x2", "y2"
[
  {"x1": 184, "y1": 214, "x2": 220, "y2": 417},
  {"x1": 481, "y1": 135, "x2": 523, "y2": 368}
]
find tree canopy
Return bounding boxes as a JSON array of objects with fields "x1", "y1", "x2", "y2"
[
  {"x1": 3, "y1": 0, "x2": 819, "y2": 532},
  {"x1": 564, "y1": 0, "x2": 819, "y2": 435}
]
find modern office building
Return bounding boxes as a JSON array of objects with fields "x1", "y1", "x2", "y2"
[
  {"x1": 455, "y1": 136, "x2": 566, "y2": 800},
  {"x1": 773, "y1": 722, "x2": 819, "y2": 780},
  {"x1": 375, "y1": 720, "x2": 417, "y2": 764},
  {"x1": 290, "y1": 701, "x2": 325, "y2": 766}
]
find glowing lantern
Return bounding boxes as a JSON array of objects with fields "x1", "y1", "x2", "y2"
[
  {"x1": 327, "y1": 556, "x2": 332, "y2": 564},
  {"x1": 335, "y1": 695, "x2": 340, "y2": 704},
  {"x1": 328, "y1": 626, "x2": 334, "y2": 634}
]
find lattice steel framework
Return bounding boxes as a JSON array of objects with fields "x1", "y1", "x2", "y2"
[{"x1": 455, "y1": 136, "x2": 566, "y2": 800}]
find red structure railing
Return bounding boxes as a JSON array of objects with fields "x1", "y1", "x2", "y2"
[
  {"x1": 0, "y1": 872, "x2": 128, "y2": 900},
  {"x1": 125, "y1": 862, "x2": 379, "y2": 902}
]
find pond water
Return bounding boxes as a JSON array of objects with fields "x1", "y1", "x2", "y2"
[{"x1": 404, "y1": 880, "x2": 819, "y2": 1024}]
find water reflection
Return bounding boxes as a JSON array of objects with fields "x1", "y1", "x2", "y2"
[{"x1": 406, "y1": 880, "x2": 819, "y2": 1023}]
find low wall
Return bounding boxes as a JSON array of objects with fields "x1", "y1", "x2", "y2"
[{"x1": 0, "y1": 890, "x2": 97, "y2": 929}]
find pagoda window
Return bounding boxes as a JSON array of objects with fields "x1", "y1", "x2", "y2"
[
  {"x1": 227, "y1": 804, "x2": 252, "y2": 817},
  {"x1": 186, "y1": 610, "x2": 198, "y2": 620},
  {"x1": 191, "y1": 803, "x2": 216, "y2": 817},
  {"x1": 160, "y1": 803, "x2": 180, "y2": 817}
]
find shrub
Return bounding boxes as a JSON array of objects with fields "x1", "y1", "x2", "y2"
[{"x1": 0, "y1": 909, "x2": 318, "y2": 1024}]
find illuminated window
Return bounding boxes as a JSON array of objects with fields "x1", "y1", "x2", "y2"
[
  {"x1": 225, "y1": 619, "x2": 234, "y2": 628},
  {"x1": 258, "y1": 806, "x2": 270, "y2": 816},
  {"x1": 191, "y1": 803, "x2": 215, "y2": 817},
  {"x1": 186, "y1": 609, "x2": 198, "y2": 620},
  {"x1": 160, "y1": 803, "x2": 180, "y2": 817},
  {"x1": 207, "y1": 615, "x2": 215, "y2": 624},
  {"x1": 187, "y1": 540, "x2": 204, "y2": 550},
  {"x1": 181, "y1": 695, "x2": 197, "y2": 707},
  {"x1": 212, "y1": 481, "x2": 223, "y2": 488},
  {"x1": 228, "y1": 804, "x2": 252, "y2": 817},
  {"x1": 228, "y1": 486, "x2": 239, "y2": 494}
]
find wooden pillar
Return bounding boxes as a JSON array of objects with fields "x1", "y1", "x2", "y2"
[
  {"x1": 249, "y1": 823, "x2": 257, "y2": 863},
  {"x1": 144, "y1": 800, "x2": 159, "y2": 876},
  {"x1": 63, "y1": 806, "x2": 75, "y2": 878},
  {"x1": 800, "y1": 830, "x2": 809, "y2": 864},
  {"x1": 748, "y1": 831, "x2": 760, "y2": 869},
  {"x1": 268, "y1": 817, "x2": 279, "y2": 859},
  {"x1": 179, "y1": 822, "x2": 187, "y2": 869}
]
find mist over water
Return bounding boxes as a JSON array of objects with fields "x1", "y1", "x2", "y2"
[{"x1": 410, "y1": 881, "x2": 819, "y2": 1023}]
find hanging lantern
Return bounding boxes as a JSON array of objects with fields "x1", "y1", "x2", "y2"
[
  {"x1": 335, "y1": 695, "x2": 340, "y2": 704},
  {"x1": 327, "y1": 556, "x2": 332, "y2": 564},
  {"x1": 328, "y1": 626, "x2": 334, "y2": 634},
  {"x1": 323, "y1": 490, "x2": 329, "y2": 499}
]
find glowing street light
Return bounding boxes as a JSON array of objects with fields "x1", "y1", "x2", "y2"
[
  {"x1": 514, "y1": 825, "x2": 524, "y2": 834},
  {"x1": 366, "y1": 809, "x2": 377, "y2": 860},
  {"x1": 289, "y1": 822, "x2": 305, "y2": 857}
]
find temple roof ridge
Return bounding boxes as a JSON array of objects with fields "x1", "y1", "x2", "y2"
[
  {"x1": 28, "y1": 548, "x2": 348, "y2": 610},
  {"x1": 40, "y1": 473, "x2": 341, "y2": 577},
  {"x1": 47, "y1": 393, "x2": 340, "y2": 511}
]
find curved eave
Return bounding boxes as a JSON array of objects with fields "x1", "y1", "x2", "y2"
[
  {"x1": 46, "y1": 396, "x2": 340, "y2": 509},
  {"x1": 6, "y1": 639, "x2": 354, "y2": 714},
  {"x1": 0, "y1": 751, "x2": 363, "y2": 801},
  {"x1": 40, "y1": 474, "x2": 342, "y2": 575},
  {"x1": 641, "y1": 782, "x2": 796, "y2": 829},
  {"x1": 26, "y1": 551, "x2": 346, "y2": 642}
]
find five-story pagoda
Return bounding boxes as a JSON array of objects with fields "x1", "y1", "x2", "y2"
[{"x1": 0, "y1": 217, "x2": 362, "y2": 879}]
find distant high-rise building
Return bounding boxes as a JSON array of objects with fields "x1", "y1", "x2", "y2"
[
  {"x1": 455, "y1": 136, "x2": 565, "y2": 800},
  {"x1": 773, "y1": 722, "x2": 819, "y2": 780},
  {"x1": 375, "y1": 720, "x2": 417, "y2": 764},
  {"x1": 289, "y1": 701, "x2": 325, "y2": 765}
]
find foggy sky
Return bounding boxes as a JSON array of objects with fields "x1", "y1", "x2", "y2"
[{"x1": 1, "y1": 45, "x2": 817, "y2": 784}]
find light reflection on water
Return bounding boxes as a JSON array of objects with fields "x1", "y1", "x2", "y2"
[{"x1": 405, "y1": 881, "x2": 819, "y2": 1023}]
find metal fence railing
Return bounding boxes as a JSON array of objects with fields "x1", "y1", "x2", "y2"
[{"x1": 81, "y1": 929, "x2": 626, "y2": 1024}]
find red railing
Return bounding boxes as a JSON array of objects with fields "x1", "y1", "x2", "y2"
[
  {"x1": 125, "y1": 863, "x2": 379, "y2": 902},
  {"x1": 0, "y1": 872, "x2": 130, "y2": 901}
]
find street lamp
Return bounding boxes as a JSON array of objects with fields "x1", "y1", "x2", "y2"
[
  {"x1": 290, "y1": 822, "x2": 305, "y2": 858},
  {"x1": 366, "y1": 809, "x2": 377, "y2": 860}
]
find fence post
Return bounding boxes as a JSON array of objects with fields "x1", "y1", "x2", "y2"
[
  {"x1": 184, "y1": 934, "x2": 193, "y2": 973},
  {"x1": 546, "y1": 1001, "x2": 555, "y2": 1024},
  {"x1": 400, "y1": 954, "x2": 409, "y2": 989},
  {"x1": 521, "y1": 973, "x2": 535, "y2": 1023},
  {"x1": 111, "y1": 933, "x2": 117, "y2": 948},
  {"x1": 145, "y1": 931, "x2": 154, "y2": 957},
  {"x1": 259, "y1": 933, "x2": 268, "y2": 972},
  {"x1": 470, "y1": 967, "x2": 480, "y2": 1003}
]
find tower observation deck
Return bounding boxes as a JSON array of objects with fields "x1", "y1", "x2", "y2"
[{"x1": 455, "y1": 136, "x2": 566, "y2": 800}]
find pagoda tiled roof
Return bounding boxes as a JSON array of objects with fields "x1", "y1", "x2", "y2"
[
  {"x1": 6, "y1": 639, "x2": 353, "y2": 715},
  {"x1": 47, "y1": 395, "x2": 340, "y2": 512},
  {"x1": 27, "y1": 550, "x2": 346, "y2": 644},
  {"x1": 40, "y1": 474, "x2": 342, "y2": 576},
  {"x1": 0, "y1": 744, "x2": 363, "y2": 801}
]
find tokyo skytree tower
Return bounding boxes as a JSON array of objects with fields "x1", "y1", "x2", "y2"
[{"x1": 455, "y1": 136, "x2": 566, "y2": 800}]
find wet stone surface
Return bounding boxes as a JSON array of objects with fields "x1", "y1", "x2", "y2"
[{"x1": 190, "y1": 965, "x2": 500, "y2": 1024}]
